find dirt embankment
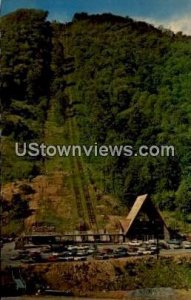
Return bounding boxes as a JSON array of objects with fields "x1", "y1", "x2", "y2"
[
  {"x1": 1, "y1": 172, "x2": 122, "y2": 234},
  {"x1": 1, "y1": 172, "x2": 80, "y2": 231},
  {"x1": 1, "y1": 255, "x2": 191, "y2": 298},
  {"x1": 8, "y1": 255, "x2": 190, "y2": 296}
]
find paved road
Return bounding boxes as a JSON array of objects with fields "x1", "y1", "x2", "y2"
[{"x1": 161, "y1": 248, "x2": 191, "y2": 256}]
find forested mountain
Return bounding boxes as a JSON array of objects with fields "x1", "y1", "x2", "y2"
[
  {"x1": 1, "y1": 10, "x2": 191, "y2": 225},
  {"x1": 1, "y1": 9, "x2": 51, "y2": 180},
  {"x1": 63, "y1": 13, "x2": 191, "y2": 215}
]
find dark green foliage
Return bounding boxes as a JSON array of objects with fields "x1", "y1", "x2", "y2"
[
  {"x1": 1, "y1": 9, "x2": 51, "y2": 104},
  {"x1": 176, "y1": 180, "x2": 191, "y2": 214},
  {"x1": 63, "y1": 13, "x2": 191, "y2": 214},
  {"x1": 50, "y1": 22, "x2": 68, "y2": 120},
  {"x1": 1, "y1": 9, "x2": 52, "y2": 181}
]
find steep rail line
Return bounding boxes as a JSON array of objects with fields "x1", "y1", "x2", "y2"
[
  {"x1": 63, "y1": 33, "x2": 98, "y2": 229},
  {"x1": 70, "y1": 117, "x2": 98, "y2": 229},
  {"x1": 67, "y1": 119, "x2": 86, "y2": 223}
]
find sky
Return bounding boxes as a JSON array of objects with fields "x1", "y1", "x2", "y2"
[{"x1": 1, "y1": 0, "x2": 191, "y2": 35}]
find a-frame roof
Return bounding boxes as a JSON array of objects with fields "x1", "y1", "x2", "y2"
[{"x1": 120, "y1": 194, "x2": 168, "y2": 235}]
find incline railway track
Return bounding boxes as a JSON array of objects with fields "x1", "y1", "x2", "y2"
[
  {"x1": 71, "y1": 117, "x2": 98, "y2": 228},
  {"x1": 67, "y1": 119, "x2": 86, "y2": 224},
  {"x1": 76, "y1": 155, "x2": 97, "y2": 228},
  {"x1": 70, "y1": 161, "x2": 86, "y2": 221},
  {"x1": 67, "y1": 114, "x2": 98, "y2": 229},
  {"x1": 63, "y1": 32, "x2": 98, "y2": 230}
]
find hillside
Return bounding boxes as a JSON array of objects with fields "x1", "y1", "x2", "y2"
[
  {"x1": 1, "y1": 10, "x2": 191, "y2": 234},
  {"x1": 62, "y1": 13, "x2": 191, "y2": 209}
]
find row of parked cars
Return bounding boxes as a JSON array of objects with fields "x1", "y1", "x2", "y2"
[
  {"x1": 8, "y1": 238, "x2": 191, "y2": 264},
  {"x1": 10, "y1": 244, "x2": 96, "y2": 263},
  {"x1": 10, "y1": 243, "x2": 157, "y2": 263},
  {"x1": 95, "y1": 242, "x2": 159, "y2": 260},
  {"x1": 167, "y1": 239, "x2": 191, "y2": 249},
  {"x1": 127, "y1": 238, "x2": 191, "y2": 250},
  {"x1": 94, "y1": 238, "x2": 191, "y2": 260}
]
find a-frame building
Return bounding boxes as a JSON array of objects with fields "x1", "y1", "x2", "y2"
[{"x1": 120, "y1": 194, "x2": 170, "y2": 241}]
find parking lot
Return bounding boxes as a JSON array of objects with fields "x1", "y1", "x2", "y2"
[{"x1": 1, "y1": 238, "x2": 191, "y2": 267}]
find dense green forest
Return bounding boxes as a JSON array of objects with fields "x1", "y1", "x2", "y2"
[
  {"x1": 1, "y1": 9, "x2": 191, "y2": 222},
  {"x1": 1, "y1": 9, "x2": 51, "y2": 180},
  {"x1": 64, "y1": 13, "x2": 191, "y2": 216}
]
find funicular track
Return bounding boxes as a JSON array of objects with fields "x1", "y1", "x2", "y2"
[
  {"x1": 68, "y1": 115, "x2": 98, "y2": 229},
  {"x1": 63, "y1": 30, "x2": 98, "y2": 230},
  {"x1": 67, "y1": 119, "x2": 86, "y2": 224}
]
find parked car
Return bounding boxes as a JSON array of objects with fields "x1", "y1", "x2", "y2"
[
  {"x1": 142, "y1": 250, "x2": 154, "y2": 255},
  {"x1": 102, "y1": 247, "x2": 113, "y2": 254},
  {"x1": 182, "y1": 241, "x2": 191, "y2": 249},
  {"x1": 58, "y1": 256, "x2": 74, "y2": 262},
  {"x1": 60, "y1": 251, "x2": 73, "y2": 257},
  {"x1": 128, "y1": 240, "x2": 142, "y2": 247},
  {"x1": 168, "y1": 239, "x2": 182, "y2": 249},
  {"x1": 95, "y1": 254, "x2": 109, "y2": 260},
  {"x1": 116, "y1": 247, "x2": 128, "y2": 252},
  {"x1": 137, "y1": 247, "x2": 147, "y2": 255},
  {"x1": 127, "y1": 251, "x2": 139, "y2": 256},
  {"x1": 147, "y1": 245, "x2": 158, "y2": 253},
  {"x1": 76, "y1": 250, "x2": 89, "y2": 256},
  {"x1": 114, "y1": 247, "x2": 128, "y2": 258},
  {"x1": 168, "y1": 239, "x2": 181, "y2": 245},
  {"x1": 114, "y1": 251, "x2": 128, "y2": 258},
  {"x1": 67, "y1": 245, "x2": 78, "y2": 251},
  {"x1": 47, "y1": 255, "x2": 58, "y2": 262},
  {"x1": 87, "y1": 248, "x2": 95, "y2": 255},
  {"x1": 77, "y1": 245, "x2": 89, "y2": 250},
  {"x1": 10, "y1": 253, "x2": 27, "y2": 261},
  {"x1": 51, "y1": 244, "x2": 65, "y2": 252},
  {"x1": 41, "y1": 246, "x2": 52, "y2": 253},
  {"x1": 73, "y1": 256, "x2": 87, "y2": 261},
  {"x1": 146, "y1": 239, "x2": 156, "y2": 245}
]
